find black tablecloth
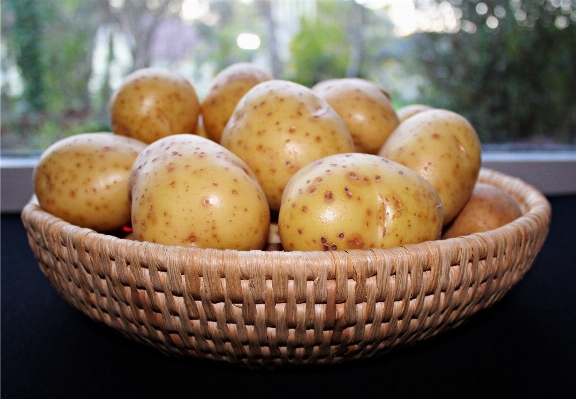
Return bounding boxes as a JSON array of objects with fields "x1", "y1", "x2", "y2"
[{"x1": 2, "y1": 196, "x2": 576, "y2": 399}]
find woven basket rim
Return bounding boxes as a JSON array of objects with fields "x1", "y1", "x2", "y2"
[
  {"x1": 21, "y1": 167, "x2": 551, "y2": 279},
  {"x1": 20, "y1": 167, "x2": 552, "y2": 366}
]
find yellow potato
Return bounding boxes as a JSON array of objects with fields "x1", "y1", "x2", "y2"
[
  {"x1": 312, "y1": 78, "x2": 400, "y2": 154},
  {"x1": 396, "y1": 104, "x2": 433, "y2": 123},
  {"x1": 201, "y1": 62, "x2": 272, "y2": 143},
  {"x1": 195, "y1": 115, "x2": 211, "y2": 139},
  {"x1": 33, "y1": 132, "x2": 147, "y2": 232},
  {"x1": 128, "y1": 134, "x2": 270, "y2": 250},
  {"x1": 378, "y1": 109, "x2": 481, "y2": 225},
  {"x1": 264, "y1": 222, "x2": 283, "y2": 251},
  {"x1": 442, "y1": 182, "x2": 522, "y2": 239},
  {"x1": 109, "y1": 67, "x2": 200, "y2": 144},
  {"x1": 278, "y1": 153, "x2": 444, "y2": 251},
  {"x1": 221, "y1": 79, "x2": 356, "y2": 211}
]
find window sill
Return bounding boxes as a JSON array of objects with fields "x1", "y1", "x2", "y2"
[{"x1": 2, "y1": 151, "x2": 576, "y2": 213}]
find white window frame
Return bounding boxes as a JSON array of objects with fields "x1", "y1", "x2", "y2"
[{"x1": 2, "y1": 151, "x2": 576, "y2": 213}]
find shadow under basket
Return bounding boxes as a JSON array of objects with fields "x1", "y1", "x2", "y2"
[{"x1": 21, "y1": 168, "x2": 551, "y2": 368}]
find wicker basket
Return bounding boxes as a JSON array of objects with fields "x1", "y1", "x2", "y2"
[{"x1": 21, "y1": 168, "x2": 551, "y2": 368}]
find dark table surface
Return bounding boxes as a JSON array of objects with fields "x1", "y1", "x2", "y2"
[{"x1": 2, "y1": 195, "x2": 576, "y2": 399}]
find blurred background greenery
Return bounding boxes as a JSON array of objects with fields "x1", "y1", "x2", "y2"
[{"x1": 2, "y1": 0, "x2": 575, "y2": 154}]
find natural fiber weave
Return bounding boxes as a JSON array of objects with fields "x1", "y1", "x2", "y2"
[{"x1": 21, "y1": 168, "x2": 551, "y2": 368}]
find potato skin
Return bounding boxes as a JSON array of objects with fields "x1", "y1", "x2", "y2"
[
  {"x1": 396, "y1": 104, "x2": 433, "y2": 123},
  {"x1": 128, "y1": 134, "x2": 270, "y2": 250},
  {"x1": 278, "y1": 153, "x2": 444, "y2": 251},
  {"x1": 442, "y1": 182, "x2": 522, "y2": 239},
  {"x1": 110, "y1": 67, "x2": 200, "y2": 144},
  {"x1": 33, "y1": 132, "x2": 147, "y2": 232},
  {"x1": 378, "y1": 109, "x2": 481, "y2": 225},
  {"x1": 195, "y1": 115, "x2": 211, "y2": 139},
  {"x1": 201, "y1": 62, "x2": 272, "y2": 143},
  {"x1": 221, "y1": 79, "x2": 356, "y2": 211},
  {"x1": 312, "y1": 78, "x2": 400, "y2": 154}
]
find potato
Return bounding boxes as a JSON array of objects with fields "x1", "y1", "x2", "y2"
[
  {"x1": 109, "y1": 67, "x2": 200, "y2": 144},
  {"x1": 396, "y1": 104, "x2": 433, "y2": 123},
  {"x1": 264, "y1": 222, "x2": 282, "y2": 251},
  {"x1": 128, "y1": 134, "x2": 270, "y2": 250},
  {"x1": 33, "y1": 132, "x2": 147, "y2": 232},
  {"x1": 278, "y1": 153, "x2": 444, "y2": 251},
  {"x1": 442, "y1": 182, "x2": 522, "y2": 239},
  {"x1": 221, "y1": 79, "x2": 356, "y2": 211},
  {"x1": 195, "y1": 115, "x2": 211, "y2": 139},
  {"x1": 312, "y1": 78, "x2": 399, "y2": 154},
  {"x1": 201, "y1": 62, "x2": 272, "y2": 143},
  {"x1": 378, "y1": 109, "x2": 481, "y2": 225}
]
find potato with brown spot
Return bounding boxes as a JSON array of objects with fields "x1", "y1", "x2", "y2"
[
  {"x1": 312, "y1": 78, "x2": 400, "y2": 154},
  {"x1": 33, "y1": 132, "x2": 147, "y2": 232},
  {"x1": 201, "y1": 62, "x2": 272, "y2": 143},
  {"x1": 221, "y1": 79, "x2": 356, "y2": 211},
  {"x1": 128, "y1": 134, "x2": 270, "y2": 250},
  {"x1": 442, "y1": 182, "x2": 523, "y2": 239},
  {"x1": 378, "y1": 109, "x2": 481, "y2": 225},
  {"x1": 278, "y1": 153, "x2": 444, "y2": 251},
  {"x1": 109, "y1": 67, "x2": 200, "y2": 144}
]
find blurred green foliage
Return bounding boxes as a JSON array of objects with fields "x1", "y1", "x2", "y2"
[
  {"x1": 287, "y1": 2, "x2": 350, "y2": 87},
  {"x1": 1, "y1": 0, "x2": 575, "y2": 154},
  {"x1": 5, "y1": 0, "x2": 46, "y2": 112},
  {"x1": 410, "y1": 0, "x2": 576, "y2": 144},
  {"x1": 1, "y1": 0, "x2": 106, "y2": 154},
  {"x1": 192, "y1": 1, "x2": 266, "y2": 72}
]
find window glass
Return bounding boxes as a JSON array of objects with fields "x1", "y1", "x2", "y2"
[{"x1": 1, "y1": 0, "x2": 575, "y2": 154}]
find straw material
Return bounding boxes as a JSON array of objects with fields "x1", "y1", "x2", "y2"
[{"x1": 21, "y1": 168, "x2": 551, "y2": 368}]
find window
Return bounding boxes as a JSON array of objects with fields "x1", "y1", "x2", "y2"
[{"x1": 2, "y1": 0, "x2": 575, "y2": 212}]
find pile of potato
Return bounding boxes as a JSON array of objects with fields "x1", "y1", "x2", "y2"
[{"x1": 33, "y1": 62, "x2": 522, "y2": 252}]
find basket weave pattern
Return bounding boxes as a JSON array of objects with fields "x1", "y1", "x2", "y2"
[{"x1": 21, "y1": 168, "x2": 551, "y2": 368}]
